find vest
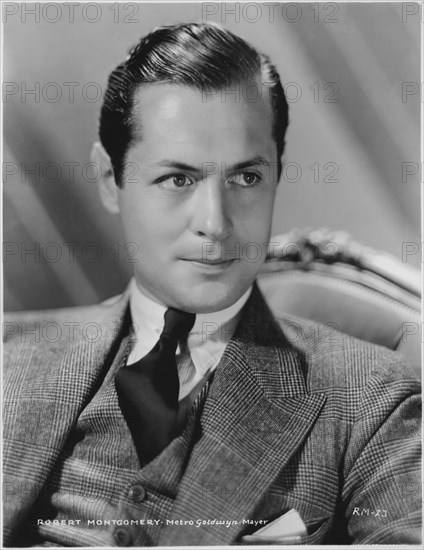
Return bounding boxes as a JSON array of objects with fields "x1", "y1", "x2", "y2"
[{"x1": 25, "y1": 330, "x2": 211, "y2": 546}]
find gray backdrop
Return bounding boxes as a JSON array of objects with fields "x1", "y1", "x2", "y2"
[{"x1": 3, "y1": 1, "x2": 421, "y2": 310}]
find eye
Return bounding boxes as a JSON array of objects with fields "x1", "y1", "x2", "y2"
[
  {"x1": 157, "y1": 174, "x2": 194, "y2": 190},
  {"x1": 228, "y1": 171, "x2": 262, "y2": 187}
]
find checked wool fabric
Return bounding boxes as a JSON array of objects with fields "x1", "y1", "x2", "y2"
[
  {"x1": 3, "y1": 284, "x2": 422, "y2": 546},
  {"x1": 115, "y1": 308, "x2": 195, "y2": 463}
]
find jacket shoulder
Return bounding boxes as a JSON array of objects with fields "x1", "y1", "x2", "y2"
[
  {"x1": 3, "y1": 294, "x2": 126, "y2": 346},
  {"x1": 275, "y1": 313, "x2": 420, "y2": 392}
]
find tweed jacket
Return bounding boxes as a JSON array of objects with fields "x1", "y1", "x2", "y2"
[{"x1": 3, "y1": 284, "x2": 421, "y2": 546}]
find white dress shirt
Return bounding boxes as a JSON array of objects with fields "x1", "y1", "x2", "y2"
[{"x1": 127, "y1": 278, "x2": 252, "y2": 400}]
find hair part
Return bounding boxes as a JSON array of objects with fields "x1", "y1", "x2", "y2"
[{"x1": 99, "y1": 22, "x2": 289, "y2": 187}]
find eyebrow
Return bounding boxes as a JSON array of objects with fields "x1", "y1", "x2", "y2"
[{"x1": 156, "y1": 155, "x2": 270, "y2": 172}]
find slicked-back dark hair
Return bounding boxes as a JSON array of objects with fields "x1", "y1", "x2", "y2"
[{"x1": 99, "y1": 22, "x2": 289, "y2": 186}]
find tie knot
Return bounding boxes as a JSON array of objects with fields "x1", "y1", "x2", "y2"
[{"x1": 161, "y1": 307, "x2": 196, "y2": 341}]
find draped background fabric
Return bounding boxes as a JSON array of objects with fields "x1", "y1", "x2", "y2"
[{"x1": 3, "y1": 2, "x2": 420, "y2": 310}]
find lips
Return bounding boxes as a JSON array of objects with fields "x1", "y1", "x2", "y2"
[
  {"x1": 182, "y1": 253, "x2": 242, "y2": 265},
  {"x1": 184, "y1": 258, "x2": 235, "y2": 265}
]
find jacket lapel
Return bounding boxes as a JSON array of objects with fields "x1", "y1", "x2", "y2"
[
  {"x1": 3, "y1": 291, "x2": 131, "y2": 543},
  {"x1": 159, "y1": 285, "x2": 326, "y2": 546}
]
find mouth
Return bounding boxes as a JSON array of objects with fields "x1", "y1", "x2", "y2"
[
  {"x1": 187, "y1": 258, "x2": 234, "y2": 265},
  {"x1": 181, "y1": 258, "x2": 237, "y2": 269}
]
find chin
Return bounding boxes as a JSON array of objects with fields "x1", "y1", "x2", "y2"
[{"x1": 173, "y1": 284, "x2": 250, "y2": 314}]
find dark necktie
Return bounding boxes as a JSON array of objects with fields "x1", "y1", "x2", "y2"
[{"x1": 115, "y1": 307, "x2": 195, "y2": 463}]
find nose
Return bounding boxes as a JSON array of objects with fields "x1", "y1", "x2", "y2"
[{"x1": 189, "y1": 178, "x2": 233, "y2": 241}]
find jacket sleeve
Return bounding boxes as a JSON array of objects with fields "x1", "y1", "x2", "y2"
[{"x1": 342, "y1": 356, "x2": 421, "y2": 544}]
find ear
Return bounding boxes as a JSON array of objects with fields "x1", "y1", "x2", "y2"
[{"x1": 91, "y1": 141, "x2": 120, "y2": 214}]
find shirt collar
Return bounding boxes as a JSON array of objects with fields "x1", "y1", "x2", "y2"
[{"x1": 128, "y1": 277, "x2": 252, "y2": 363}]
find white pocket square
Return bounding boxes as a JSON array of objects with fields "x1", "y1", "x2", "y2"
[{"x1": 241, "y1": 509, "x2": 307, "y2": 543}]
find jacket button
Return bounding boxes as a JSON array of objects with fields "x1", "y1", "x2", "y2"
[
  {"x1": 113, "y1": 527, "x2": 132, "y2": 546},
  {"x1": 127, "y1": 484, "x2": 146, "y2": 503}
]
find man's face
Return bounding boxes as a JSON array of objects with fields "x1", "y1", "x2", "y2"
[{"x1": 117, "y1": 83, "x2": 278, "y2": 313}]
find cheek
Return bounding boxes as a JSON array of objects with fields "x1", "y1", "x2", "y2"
[
  {"x1": 120, "y1": 199, "x2": 185, "y2": 251},
  {"x1": 235, "y1": 193, "x2": 275, "y2": 234}
]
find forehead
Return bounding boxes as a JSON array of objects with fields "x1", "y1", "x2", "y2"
[{"x1": 130, "y1": 83, "x2": 275, "y2": 162}]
